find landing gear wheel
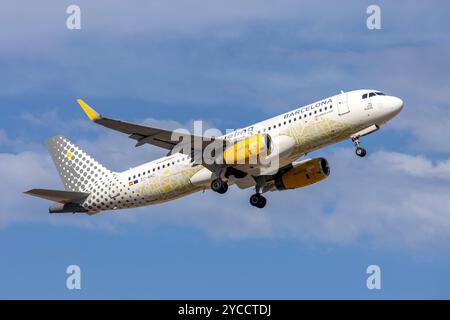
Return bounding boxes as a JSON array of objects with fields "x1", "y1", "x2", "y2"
[
  {"x1": 211, "y1": 179, "x2": 222, "y2": 192},
  {"x1": 250, "y1": 194, "x2": 267, "y2": 208},
  {"x1": 218, "y1": 181, "x2": 228, "y2": 194},
  {"x1": 352, "y1": 137, "x2": 367, "y2": 158},
  {"x1": 257, "y1": 196, "x2": 267, "y2": 208},
  {"x1": 211, "y1": 178, "x2": 228, "y2": 194},
  {"x1": 355, "y1": 147, "x2": 367, "y2": 158},
  {"x1": 250, "y1": 194, "x2": 260, "y2": 207}
]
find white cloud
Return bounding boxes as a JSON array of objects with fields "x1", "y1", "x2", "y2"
[
  {"x1": 390, "y1": 104, "x2": 450, "y2": 153},
  {"x1": 4, "y1": 125, "x2": 450, "y2": 251},
  {"x1": 0, "y1": 150, "x2": 57, "y2": 227},
  {"x1": 0, "y1": 147, "x2": 123, "y2": 230},
  {"x1": 2, "y1": 0, "x2": 450, "y2": 250},
  {"x1": 139, "y1": 148, "x2": 450, "y2": 249},
  {"x1": 0, "y1": 117, "x2": 168, "y2": 228},
  {"x1": 2, "y1": 0, "x2": 450, "y2": 112},
  {"x1": 371, "y1": 151, "x2": 450, "y2": 179},
  {"x1": 0, "y1": 129, "x2": 9, "y2": 145}
]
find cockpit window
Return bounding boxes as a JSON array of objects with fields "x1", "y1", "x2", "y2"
[{"x1": 363, "y1": 91, "x2": 385, "y2": 99}]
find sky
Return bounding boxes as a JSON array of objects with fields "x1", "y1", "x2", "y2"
[{"x1": 1, "y1": 0, "x2": 450, "y2": 299}]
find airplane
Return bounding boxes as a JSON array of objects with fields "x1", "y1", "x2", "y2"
[{"x1": 24, "y1": 89, "x2": 403, "y2": 213}]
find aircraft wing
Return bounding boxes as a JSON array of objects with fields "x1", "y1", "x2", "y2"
[{"x1": 76, "y1": 99, "x2": 224, "y2": 158}]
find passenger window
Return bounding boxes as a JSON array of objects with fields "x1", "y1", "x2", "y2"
[
  {"x1": 369, "y1": 92, "x2": 376, "y2": 97},
  {"x1": 362, "y1": 94, "x2": 368, "y2": 99}
]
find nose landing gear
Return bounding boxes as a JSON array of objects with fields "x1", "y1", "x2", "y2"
[
  {"x1": 355, "y1": 147, "x2": 367, "y2": 157},
  {"x1": 352, "y1": 137, "x2": 367, "y2": 158}
]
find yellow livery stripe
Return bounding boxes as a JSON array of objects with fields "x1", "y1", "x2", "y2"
[{"x1": 76, "y1": 99, "x2": 101, "y2": 121}]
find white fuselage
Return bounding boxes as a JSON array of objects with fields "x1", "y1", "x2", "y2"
[{"x1": 81, "y1": 89, "x2": 403, "y2": 213}]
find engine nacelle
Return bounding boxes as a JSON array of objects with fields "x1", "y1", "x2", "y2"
[
  {"x1": 223, "y1": 134, "x2": 272, "y2": 165},
  {"x1": 274, "y1": 157, "x2": 330, "y2": 190}
]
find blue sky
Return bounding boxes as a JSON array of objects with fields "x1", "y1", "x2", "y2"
[{"x1": 1, "y1": 0, "x2": 450, "y2": 299}]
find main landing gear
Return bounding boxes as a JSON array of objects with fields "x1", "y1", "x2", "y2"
[
  {"x1": 211, "y1": 175, "x2": 268, "y2": 209},
  {"x1": 249, "y1": 193, "x2": 267, "y2": 209},
  {"x1": 211, "y1": 178, "x2": 228, "y2": 194},
  {"x1": 352, "y1": 137, "x2": 367, "y2": 158},
  {"x1": 249, "y1": 176, "x2": 267, "y2": 209}
]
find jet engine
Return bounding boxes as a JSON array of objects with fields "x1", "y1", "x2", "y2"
[
  {"x1": 274, "y1": 157, "x2": 330, "y2": 190},
  {"x1": 223, "y1": 134, "x2": 272, "y2": 165}
]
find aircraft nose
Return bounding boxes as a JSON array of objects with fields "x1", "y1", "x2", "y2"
[
  {"x1": 388, "y1": 96, "x2": 404, "y2": 114},
  {"x1": 393, "y1": 96, "x2": 403, "y2": 110}
]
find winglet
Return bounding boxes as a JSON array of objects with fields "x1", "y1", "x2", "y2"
[{"x1": 76, "y1": 99, "x2": 101, "y2": 121}]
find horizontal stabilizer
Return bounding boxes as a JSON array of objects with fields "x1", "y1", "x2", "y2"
[{"x1": 24, "y1": 189, "x2": 90, "y2": 203}]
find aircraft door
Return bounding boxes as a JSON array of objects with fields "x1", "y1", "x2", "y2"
[{"x1": 337, "y1": 93, "x2": 350, "y2": 115}]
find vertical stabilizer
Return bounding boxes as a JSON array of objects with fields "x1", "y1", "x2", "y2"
[{"x1": 46, "y1": 136, "x2": 114, "y2": 193}]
